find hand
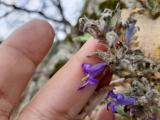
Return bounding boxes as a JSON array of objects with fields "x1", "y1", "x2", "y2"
[{"x1": 0, "y1": 19, "x2": 114, "y2": 120}]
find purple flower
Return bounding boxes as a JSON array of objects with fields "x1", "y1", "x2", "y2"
[
  {"x1": 125, "y1": 22, "x2": 135, "y2": 44},
  {"x1": 152, "y1": 114, "x2": 157, "y2": 120},
  {"x1": 106, "y1": 89, "x2": 137, "y2": 113},
  {"x1": 82, "y1": 62, "x2": 107, "y2": 77},
  {"x1": 107, "y1": 88, "x2": 117, "y2": 98},
  {"x1": 79, "y1": 77, "x2": 99, "y2": 89},
  {"x1": 79, "y1": 62, "x2": 107, "y2": 89},
  {"x1": 116, "y1": 94, "x2": 137, "y2": 105},
  {"x1": 107, "y1": 102, "x2": 117, "y2": 112}
]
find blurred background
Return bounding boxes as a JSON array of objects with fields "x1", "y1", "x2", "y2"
[{"x1": 0, "y1": 0, "x2": 85, "y2": 40}]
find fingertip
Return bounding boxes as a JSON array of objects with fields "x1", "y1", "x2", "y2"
[
  {"x1": 80, "y1": 39, "x2": 106, "y2": 53},
  {"x1": 4, "y1": 19, "x2": 55, "y2": 65},
  {"x1": 30, "y1": 19, "x2": 55, "y2": 43},
  {"x1": 18, "y1": 39, "x2": 108, "y2": 120},
  {"x1": 74, "y1": 39, "x2": 107, "y2": 64}
]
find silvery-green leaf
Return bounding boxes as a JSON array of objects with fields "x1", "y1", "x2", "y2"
[
  {"x1": 74, "y1": 33, "x2": 92, "y2": 42},
  {"x1": 116, "y1": 106, "x2": 133, "y2": 120},
  {"x1": 110, "y1": 10, "x2": 121, "y2": 28},
  {"x1": 116, "y1": 106, "x2": 125, "y2": 115}
]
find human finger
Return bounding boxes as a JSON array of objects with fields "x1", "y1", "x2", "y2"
[
  {"x1": 0, "y1": 19, "x2": 54, "y2": 119},
  {"x1": 19, "y1": 39, "x2": 112, "y2": 120}
]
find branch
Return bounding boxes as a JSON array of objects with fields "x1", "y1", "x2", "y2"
[
  {"x1": 0, "y1": 1, "x2": 70, "y2": 25},
  {"x1": 50, "y1": 0, "x2": 71, "y2": 26},
  {"x1": 50, "y1": 0, "x2": 58, "y2": 6},
  {"x1": 0, "y1": 11, "x2": 13, "y2": 19}
]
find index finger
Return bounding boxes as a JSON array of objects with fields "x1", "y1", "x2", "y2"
[{"x1": 19, "y1": 39, "x2": 112, "y2": 120}]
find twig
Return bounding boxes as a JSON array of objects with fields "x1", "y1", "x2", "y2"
[
  {"x1": 0, "y1": 1, "x2": 70, "y2": 25},
  {"x1": 0, "y1": 11, "x2": 13, "y2": 19}
]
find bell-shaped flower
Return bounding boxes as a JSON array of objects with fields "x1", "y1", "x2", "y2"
[
  {"x1": 79, "y1": 62, "x2": 107, "y2": 89},
  {"x1": 107, "y1": 89, "x2": 137, "y2": 113}
]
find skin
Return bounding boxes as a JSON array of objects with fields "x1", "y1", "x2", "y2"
[{"x1": 0, "y1": 19, "x2": 114, "y2": 120}]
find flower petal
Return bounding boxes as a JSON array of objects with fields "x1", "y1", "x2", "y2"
[
  {"x1": 107, "y1": 102, "x2": 117, "y2": 113},
  {"x1": 79, "y1": 77, "x2": 99, "y2": 90},
  {"x1": 88, "y1": 77, "x2": 99, "y2": 85},
  {"x1": 107, "y1": 89, "x2": 137, "y2": 106},
  {"x1": 80, "y1": 62, "x2": 107, "y2": 90},
  {"x1": 116, "y1": 94, "x2": 126, "y2": 104},
  {"x1": 116, "y1": 94, "x2": 137, "y2": 105},
  {"x1": 126, "y1": 97, "x2": 137, "y2": 105},
  {"x1": 107, "y1": 89, "x2": 117, "y2": 99},
  {"x1": 152, "y1": 113, "x2": 157, "y2": 120},
  {"x1": 88, "y1": 62, "x2": 107, "y2": 77},
  {"x1": 82, "y1": 63, "x2": 92, "y2": 74},
  {"x1": 79, "y1": 81, "x2": 89, "y2": 90},
  {"x1": 125, "y1": 22, "x2": 135, "y2": 43}
]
